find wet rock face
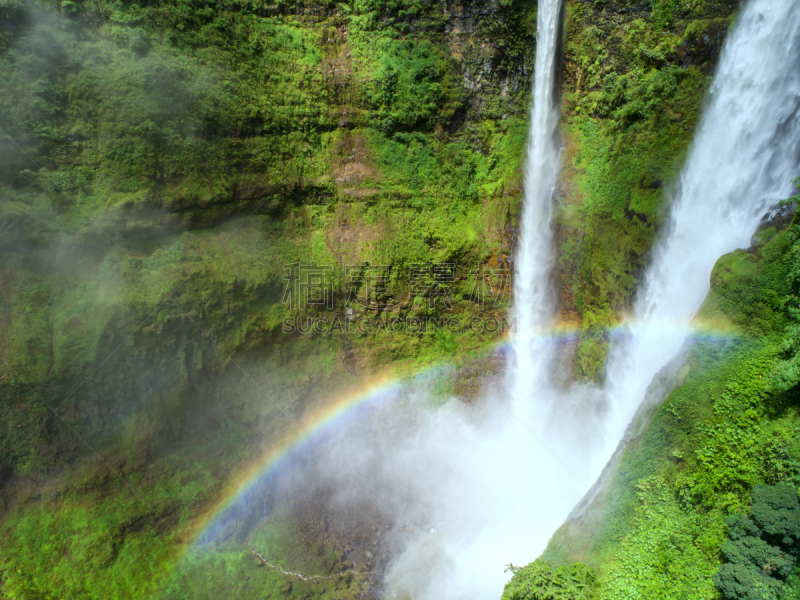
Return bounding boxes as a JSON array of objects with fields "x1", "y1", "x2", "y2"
[
  {"x1": 750, "y1": 203, "x2": 798, "y2": 248},
  {"x1": 550, "y1": 0, "x2": 742, "y2": 383},
  {"x1": 393, "y1": 0, "x2": 536, "y2": 124},
  {"x1": 440, "y1": 0, "x2": 504, "y2": 37},
  {"x1": 760, "y1": 203, "x2": 797, "y2": 229},
  {"x1": 562, "y1": 1, "x2": 738, "y2": 93},
  {"x1": 443, "y1": 0, "x2": 531, "y2": 102},
  {"x1": 672, "y1": 19, "x2": 730, "y2": 73}
]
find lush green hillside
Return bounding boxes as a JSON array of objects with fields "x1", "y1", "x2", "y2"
[
  {"x1": 515, "y1": 198, "x2": 800, "y2": 599},
  {"x1": 0, "y1": 1, "x2": 533, "y2": 597},
  {"x1": 0, "y1": 0, "x2": 754, "y2": 598},
  {"x1": 554, "y1": 0, "x2": 737, "y2": 380}
]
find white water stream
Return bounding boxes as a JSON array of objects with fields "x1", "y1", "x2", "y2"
[
  {"x1": 384, "y1": 2, "x2": 587, "y2": 597},
  {"x1": 598, "y1": 0, "x2": 800, "y2": 477},
  {"x1": 510, "y1": 0, "x2": 563, "y2": 395}
]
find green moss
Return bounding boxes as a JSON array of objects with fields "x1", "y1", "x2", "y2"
[
  {"x1": 248, "y1": 503, "x2": 341, "y2": 576},
  {"x1": 0, "y1": 461, "x2": 213, "y2": 599},
  {"x1": 543, "y1": 218, "x2": 800, "y2": 599},
  {"x1": 157, "y1": 541, "x2": 361, "y2": 600},
  {"x1": 558, "y1": 0, "x2": 737, "y2": 382},
  {"x1": 154, "y1": 500, "x2": 368, "y2": 600}
]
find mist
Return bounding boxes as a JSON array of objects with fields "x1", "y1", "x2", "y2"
[{"x1": 211, "y1": 364, "x2": 608, "y2": 600}]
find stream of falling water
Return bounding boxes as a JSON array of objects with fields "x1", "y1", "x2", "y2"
[
  {"x1": 509, "y1": 0, "x2": 563, "y2": 395},
  {"x1": 213, "y1": 3, "x2": 800, "y2": 599},
  {"x1": 597, "y1": 0, "x2": 800, "y2": 479},
  {"x1": 383, "y1": 2, "x2": 582, "y2": 598}
]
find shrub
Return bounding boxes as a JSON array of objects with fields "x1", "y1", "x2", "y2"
[
  {"x1": 751, "y1": 484, "x2": 800, "y2": 551},
  {"x1": 502, "y1": 560, "x2": 597, "y2": 600}
]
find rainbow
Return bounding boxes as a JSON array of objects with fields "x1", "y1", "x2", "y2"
[
  {"x1": 186, "y1": 359, "x2": 468, "y2": 545},
  {"x1": 186, "y1": 317, "x2": 742, "y2": 546}
]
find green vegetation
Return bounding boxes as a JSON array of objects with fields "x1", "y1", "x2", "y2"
[
  {"x1": 0, "y1": 0, "x2": 764, "y2": 597},
  {"x1": 1, "y1": 467, "x2": 208, "y2": 598},
  {"x1": 503, "y1": 560, "x2": 598, "y2": 600},
  {"x1": 713, "y1": 486, "x2": 800, "y2": 600},
  {"x1": 541, "y1": 202, "x2": 800, "y2": 598},
  {"x1": 0, "y1": 0, "x2": 540, "y2": 596},
  {"x1": 155, "y1": 500, "x2": 371, "y2": 600},
  {"x1": 556, "y1": 0, "x2": 737, "y2": 381}
]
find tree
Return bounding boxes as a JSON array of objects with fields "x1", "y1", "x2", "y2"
[
  {"x1": 714, "y1": 485, "x2": 800, "y2": 600},
  {"x1": 751, "y1": 484, "x2": 800, "y2": 551},
  {"x1": 714, "y1": 563, "x2": 783, "y2": 600}
]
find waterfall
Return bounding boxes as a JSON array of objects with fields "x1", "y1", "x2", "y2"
[
  {"x1": 382, "y1": 3, "x2": 576, "y2": 598},
  {"x1": 597, "y1": 0, "x2": 800, "y2": 475},
  {"x1": 511, "y1": 0, "x2": 563, "y2": 396},
  {"x1": 383, "y1": 2, "x2": 800, "y2": 599}
]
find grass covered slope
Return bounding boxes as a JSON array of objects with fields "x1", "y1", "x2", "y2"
[{"x1": 531, "y1": 204, "x2": 800, "y2": 598}]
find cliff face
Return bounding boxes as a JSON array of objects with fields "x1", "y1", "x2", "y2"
[
  {"x1": 0, "y1": 1, "x2": 536, "y2": 597},
  {"x1": 0, "y1": 0, "x2": 536, "y2": 484},
  {"x1": 553, "y1": 0, "x2": 737, "y2": 381},
  {"x1": 0, "y1": 0, "x2": 743, "y2": 598}
]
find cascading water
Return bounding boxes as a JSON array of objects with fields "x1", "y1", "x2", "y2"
[
  {"x1": 511, "y1": 0, "x2": 563, "y2": 395},
  {"x1": 597, "y1": 0, "x2": 800, "y2": 475},
  {"x1": 382, "y1": 2, "x2": 581, "y2": 598},
  {"x1": 384, "y1": 4, "x2": 800, "y2": 598}
]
